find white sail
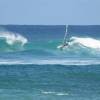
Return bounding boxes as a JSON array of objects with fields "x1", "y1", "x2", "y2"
[
  {"x1": 63, "y1": 25, "x2": 68, "y2": 45},
  {"x1": 57, "y1": 25, "x2": 69, "y2": 50}
]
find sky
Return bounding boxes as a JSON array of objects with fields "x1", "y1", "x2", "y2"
[{"x1": 0, "y1": 0, "x2": 100, "y2": 25}]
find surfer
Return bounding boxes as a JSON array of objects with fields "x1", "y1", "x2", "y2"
[{"x1": 57, "y1": 25, "x2": 69, "y2": 50}]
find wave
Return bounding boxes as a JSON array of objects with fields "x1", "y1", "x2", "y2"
[
  {"x1": 56, "y1": 36, "x2": 100, "y2": 57},
  {"x1": 0, "y1": 32, "x2": 28, "y2": 45},
  {"x1": 0, "y1": 32, "x2": 100, "y2": 58},
  {"x1": 0, "y1": 32, "x2": 28, "y2": 52}
]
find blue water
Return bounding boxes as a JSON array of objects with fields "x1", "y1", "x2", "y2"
[{"x1": 0, "y1": 25, "x2": 100, "y2": 100}]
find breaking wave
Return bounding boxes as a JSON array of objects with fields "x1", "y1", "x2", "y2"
[
  {"x1": 0, "y1": 32, "x2": 28, "y2": 52},
  {"x1": 69, "y1": 36, "x2": 100, "y2": 49}
]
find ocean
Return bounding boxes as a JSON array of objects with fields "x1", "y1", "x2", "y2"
[{"x1": 0, "y1": 25, "x2": 100, "y2": 100}]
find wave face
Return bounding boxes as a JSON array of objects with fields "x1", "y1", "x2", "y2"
[{"x1": 0, "y1": 25, "x2": 100, "y2": 65}]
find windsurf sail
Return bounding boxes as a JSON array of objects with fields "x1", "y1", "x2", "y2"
[
  {"x1": 57, "y1": 25, "x2": 68, "y2": 50},
  {"x1": 62, "y1": 25, "x2": 68, "y2": 45}
]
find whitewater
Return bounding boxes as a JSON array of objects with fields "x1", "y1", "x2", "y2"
[{"x1": 70, "y1": 36, "x2": 100, "y2": 49}]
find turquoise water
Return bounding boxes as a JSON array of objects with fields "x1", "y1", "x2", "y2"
[
  {"x1": 0, "y1": 25, "x2": 100, "y2": 100},
  {"x1": 0, "y1": 65, "x2": 100, "y2": 100}
]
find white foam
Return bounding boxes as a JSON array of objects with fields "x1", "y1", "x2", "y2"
[
  {"x1": 42, "y1": 91, "x2": 69, "y2": 96},
  {"x1": 0, "y1": 59, "x2": 100, "y2": 65},
  {"x1": 0, "y1": 32, "x2": 28, "y2": 45},
  {"x1": 70, "y1": 37, "x2": 100, "y2": 49}
]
